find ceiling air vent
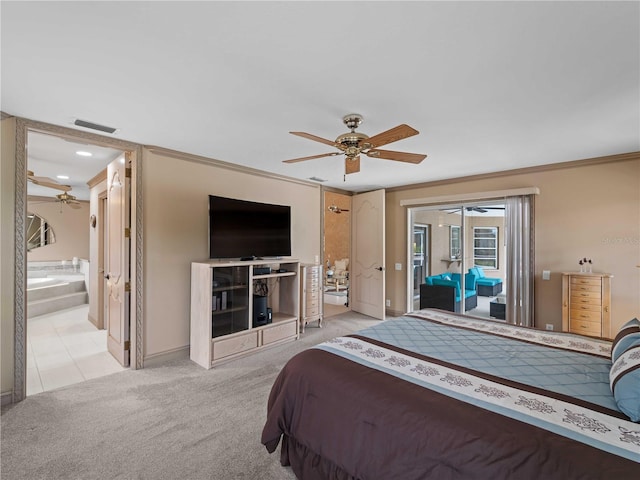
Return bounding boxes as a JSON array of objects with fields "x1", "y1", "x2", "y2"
[{"x1": 73, "y1": 119, "x2": 117, "y2": 134}]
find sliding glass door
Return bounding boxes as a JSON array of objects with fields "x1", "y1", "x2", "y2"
[
  {"x1": 408, "y1": 201, "x2": 507, "y2": 320},
  {"x1": 412, "y1": 224, "x2": 429, "y2": 308}
]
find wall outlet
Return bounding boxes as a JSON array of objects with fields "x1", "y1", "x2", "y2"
[
  {"x1": 542, "y1": 270, "x2": 551, "y2": 280},
  {"x1": 385, "y1": 299, "x2": 391, "y2": 307},
  {"x1": 545, "y1": 324, "x2": 553, "y2": 331}
]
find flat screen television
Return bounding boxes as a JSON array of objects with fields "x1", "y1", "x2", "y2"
[{"x1": 209, "y1": 195, "x2": 291, "y2": 260}]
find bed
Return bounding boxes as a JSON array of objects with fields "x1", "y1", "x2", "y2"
[{"x1": 261, "y1": 309, "x2": 640, "y2": 479}]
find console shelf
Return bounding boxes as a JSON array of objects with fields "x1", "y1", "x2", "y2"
[{"x1": 190, "y1": 259, "x2": 300, "y2": 369}]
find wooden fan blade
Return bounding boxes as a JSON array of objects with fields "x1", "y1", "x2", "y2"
[
  {"x1": 28, "y1": 175, "x2": 72, "y2": 191},
  {"x1": 283, "y1": 152, "x2": 341, "y2": 163},
  {"x1": 366, "y1": 149, "x2": 427, "y2": 164},
  {"x1": 345, "y1": 156, "x2": 360, "y2": 175},
  {"x1": 290, "y1": 131, "x2": 337, "y2": 147},
  {"x1": 362, "y1": 124, "x2": 419, "y2": 149}
]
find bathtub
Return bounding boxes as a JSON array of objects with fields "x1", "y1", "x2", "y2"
[
  {"x1": 27, "y1": 277, "x2": 68, "y2": 290},
  {"x1": 27, "y1": 260, "x2": 90, "y2": 291}
]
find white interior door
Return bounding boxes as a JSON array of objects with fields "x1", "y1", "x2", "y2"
[
  {"x1": 351, "y1": 189, "x2": 385, "y2": 319},
  {"x1": 106, "y1": 154, "x2": 130, "y2": 366}
]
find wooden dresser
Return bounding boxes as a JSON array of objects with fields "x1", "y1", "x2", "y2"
[
  {"x1": 300, "y1": 264, "x2": 323, "y2": 333},
  {"x1": 561, "y1": 272, "x2": 612, "y2": 339}
]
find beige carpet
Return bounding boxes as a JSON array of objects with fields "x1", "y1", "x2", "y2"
[{"x1": 1, "y1": 312, "x2": 380, "y2": 480}]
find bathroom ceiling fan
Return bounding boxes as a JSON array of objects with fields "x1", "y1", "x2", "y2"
[
  {"x1": 283, "y1": 114, "x2": 427, "y2": 177},
  {"x1": 55, "y1": 191, "x2": 82, "y2": 209},
  {"x1": 27, "y1": 170, "x2": 71, "y2": 192}
]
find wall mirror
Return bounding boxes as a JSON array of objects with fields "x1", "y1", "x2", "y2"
[{"x1": 26, "y1": 212, "x2": 55, "y2": 251}]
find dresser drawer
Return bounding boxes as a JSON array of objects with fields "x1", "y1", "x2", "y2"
[
  {"x1": 570, "y1": 309, "x2": 601, "y2": 323},
  {"x1": 570, "y1": 284, "x2": 601, "y2": 295},
  {"x1": 306, "y1": 268, "x2": 320, "y2": 278},
  {"x1": 306, "y1": 289, "x2": 320, "y2": 301},
  {"x1": 305, "y1": 305, "x2": 320, "y2": 317},
  {"x1": 263, "y1": 321, "x2": 298, "y2": 345},
  {"x1": 569, "y1": 318, "x2": 601, "y2": 336},
  {"x1": 570, "y1": 276, "x2": 602, "y2": 287},
  {"x1": 570, "y1": 293, "x2": 601, "y2": 306},
  {"x1": 212, "y1": 331, "x2": 258, "y2": 360},
  {"x1": 569, "y1": 302, "x2": 602, "y2": 313}
]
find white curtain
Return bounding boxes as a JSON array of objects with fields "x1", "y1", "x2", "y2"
[{"x1": 505, "y1": 195, "x2": 535, "y2": 326}]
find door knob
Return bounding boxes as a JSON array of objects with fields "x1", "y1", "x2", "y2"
[{"x1": 376, "y1": 266, "x2": 384, "y2": 271}]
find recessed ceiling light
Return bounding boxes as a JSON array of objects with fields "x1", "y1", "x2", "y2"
[
  {"x1": 76, "y1": 150, "x2": 92, "y2": 157},
  {"x1": 56, "y1": 175, "x2": 70, "y2": 180}
]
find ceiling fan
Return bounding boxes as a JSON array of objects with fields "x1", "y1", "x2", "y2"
[
  {"x1": 55, "y1": 191, "x2": 81, "y2": 209},
  {"x1": 27, "y1": 170, "x2": 71, "y2": 192},
  {"x1": 283, "y1": 114, "x2": 427, "y2": 177},
  {"x1": 444, "y1": 206, "x2": 505, "y2": 214},
  {"x1": 328, "y1": 205, "x2": 349, "y2": 214}
]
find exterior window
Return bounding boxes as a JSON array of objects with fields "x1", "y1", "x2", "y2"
[
  {"x1": 449, "y1": 225, "x2": 461, "y2": 258},
  {"x1": 473, "y1": 227, "x2": 497, "y2": 268}
]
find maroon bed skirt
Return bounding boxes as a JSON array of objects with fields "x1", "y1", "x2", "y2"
[{"x1": 281, "y1": 435, "x2": 356, "y2": 480}]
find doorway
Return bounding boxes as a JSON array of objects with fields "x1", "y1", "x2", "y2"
[
  {"x1": 408, "y1": 201, "x2": 506, "y2": 320},
  {"x1": 13, "y1": 117, "x2": 143, "y2": 403},
  {"x1": 323, "y1": 190, "x2": 351, "y2": 317},
  {"x1": 25, "y1": 131, "x2": 126, "y2": 395}
]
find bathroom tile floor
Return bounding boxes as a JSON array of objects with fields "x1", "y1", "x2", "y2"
[{"x1": 26, "y1": 304, "x2": 126, "y2": 396}]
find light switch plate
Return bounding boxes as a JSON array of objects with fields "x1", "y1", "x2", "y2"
[
  {"x1": 395, "y1": 263, "x2": 402, "y2": 271},
  {"x1": 542, "y1": 270, "x2": 550, "y2": 280}
]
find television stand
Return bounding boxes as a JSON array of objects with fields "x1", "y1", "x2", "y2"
[{"x1": 190, "y1": 259, "x2": 300, "y2": 368}]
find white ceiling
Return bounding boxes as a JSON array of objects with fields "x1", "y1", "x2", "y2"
[{"x1": 2, "y1": 2, "x2": 639, "y2": 195}]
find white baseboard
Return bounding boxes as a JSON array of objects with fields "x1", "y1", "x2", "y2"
[
  {"x1": 143, "y1": 345, "x2": 189, "y2": 368},
  {"x1": 1, "y1": 390, "x2": 13, "y2": 407}
]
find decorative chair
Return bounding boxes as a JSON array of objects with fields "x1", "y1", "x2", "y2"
[
  {"x1": 469, "y1": 266, "x2": 503, "y2": 296},
  {"x1": 420, "y1": 272, "x2": 477, "y2": 312}
]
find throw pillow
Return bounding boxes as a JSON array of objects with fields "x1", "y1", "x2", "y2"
[
  {"x1": 611, "y1": 318, "x2": 640, "y2": 362},
  {"x1": 609, "y1": 339, "x2": 640, "y2": 422}
]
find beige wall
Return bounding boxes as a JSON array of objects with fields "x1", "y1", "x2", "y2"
[
  {"x1": 142, "y1": 149, "x2": 322, "y2": 359},
  {"x1": 88, "y1": 176, "x2": 107, "y2": 328},
  {"x1": 323, "y1": 191, "x2": 351, "y2": 268},
  {"x1": 26, "y1": 200, "x2": 90, "y2": 262},
  {"x1": 386, "y1": 158, "x2": 640, "y2": 334},
  {"x1": 1, "y1": 117, "x2": 16, "y2": 398}
]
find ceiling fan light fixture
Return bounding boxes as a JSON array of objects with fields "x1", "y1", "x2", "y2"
[
  {"x1": 283, "y1": 114, "x2": 426, "y2": 177},
  {"x1": 342, "y1": 113, "x2": 363, "y2": 131}
]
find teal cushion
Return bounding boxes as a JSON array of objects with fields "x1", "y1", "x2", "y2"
[
  {"x1": 611, "y1": 318, "x2": 640, "y2": 362},
  {"x1": 609, "y1": 339, "x2": 640, "y2": 421},
  {"x1": 472, "y1": 266, "x2": 486, "y2": 278},
  {"x1": 432, "y1": 278, "x2": 461, "y2": 300},
  {"x1": 425, "y1": 276, "x2": 434, "y2": 286},
  {"x1": 465, "y1": 272, "x2": 478, "y2": 290}
]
